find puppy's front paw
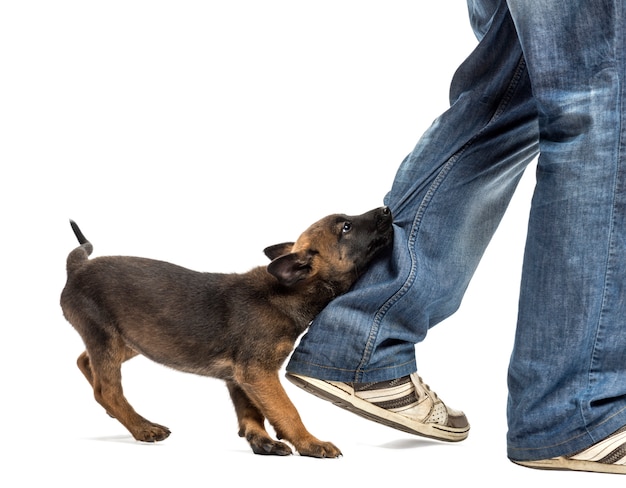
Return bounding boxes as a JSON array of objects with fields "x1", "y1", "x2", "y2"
[
  {"x1": 298, "y1": 440, "x2": 342, "y2": 458},
  {"x1": 247, "y1": 433, "x2": 293, "y2": 456},
  {"x1": 132, "y1": 422, "x2": 171, "y2": 442}
]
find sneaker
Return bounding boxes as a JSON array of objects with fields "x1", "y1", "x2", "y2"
[
  {"x1": 512, "y1": 425, "x2": 626, "y2": 475},
  {"x1": 286, "y1": 372, "x2": 469, "y2": 442}
]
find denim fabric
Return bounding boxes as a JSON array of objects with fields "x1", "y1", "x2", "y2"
[{"x1": 287, "y1": 0, "x2": 626, "y2": 460}]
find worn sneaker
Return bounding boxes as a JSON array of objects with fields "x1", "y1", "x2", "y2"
[
  {"x1": 512, "y1": 425, "x2": 626, "y2": 475},
  {"x1": 286, "y1": 372, "x2": 469, "y2": 442}
]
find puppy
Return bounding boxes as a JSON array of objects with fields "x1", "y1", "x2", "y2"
[{"x1": 61, "y1": 207, "x2": 393, "y2": 457}]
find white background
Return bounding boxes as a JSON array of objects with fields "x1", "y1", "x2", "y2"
[{"x1": 2, "y1": 1, "x2": 622, "y2": 485}]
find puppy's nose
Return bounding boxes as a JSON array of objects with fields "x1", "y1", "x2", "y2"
[
  {"x1": 379, "y1": 206, "x2": 392, "y2": 219},
  {"x1": 377, "y1": 206, "x2": 393, "y2": 229}
]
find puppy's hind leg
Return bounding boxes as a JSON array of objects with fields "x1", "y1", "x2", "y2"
[
  {"x1": 77, "y1": 351, "x2": 95, "y2": 386},
  {"x1": 226, "y1": 381, "x2": 293, "y2": 456},
  {"x1": 77, "y1": 346, "x2": 138, "y2": 418},
  {"x1": 83, "y1": 335, "x2": 170, "y2": 442},
  {"x1": 77, "y1": 346, "x2": 138, "y2": 386}
]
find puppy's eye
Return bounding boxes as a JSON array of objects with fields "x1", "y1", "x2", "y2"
[{"x1": 342, "y1": 222, "x2": 352, "y2": 233}]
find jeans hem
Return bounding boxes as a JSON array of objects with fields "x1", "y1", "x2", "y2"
[
  {"x1": 507, "y1": 405, "x2": 626, "y2": 461},
  {"x1": 285, "y1": 357, "x2": 417, "y2": 383}
]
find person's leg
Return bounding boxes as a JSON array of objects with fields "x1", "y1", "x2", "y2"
[
  {"x1": 505, "y1": 0, "x2": 626, "y2": 470},
  {"x1": 288, "y1": 1, "x2": 538, "y2": 383},
  {"x1": 286, "y1": 1, "x2": 538, "y2": 441}
]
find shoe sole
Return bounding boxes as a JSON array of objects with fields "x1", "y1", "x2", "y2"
[
  {"x1": 287, "y1": 373, "x2": 469, "y2": 442},
  {"x1": 513, "y1": 458, "x2": 626, "y2": 475}
]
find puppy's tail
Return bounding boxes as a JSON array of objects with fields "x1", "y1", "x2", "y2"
[{"x1": 66, "y1": 220, "x2": 93, "y2": 274}]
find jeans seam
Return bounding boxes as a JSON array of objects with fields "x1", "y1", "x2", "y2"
[
  {"x1": 582, "y1": 1, "x2": 625, "y2": 427},
  {"x1": 355, "y1": 55, "x2": 528, "y2": 381}
]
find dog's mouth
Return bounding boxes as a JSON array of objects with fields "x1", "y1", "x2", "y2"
[
  {"x1": 352, "y1": 225, "x2": 394, "y2": 273},
  {"x1": 369, "y1": 229, "x2": 394, "y2": 257},
  {"x1": 362, "y1": 207, "x2": 394, "y2": 257},
  {"x1": 375, "y1": 207, "x2": 394, "y2": 246}
]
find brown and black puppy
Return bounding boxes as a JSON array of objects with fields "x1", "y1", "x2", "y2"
[{"x1": 60, "y1": 207, "x2": 393, "y2": 458}]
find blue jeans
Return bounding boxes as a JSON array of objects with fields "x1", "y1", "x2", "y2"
[{"x1": 287, "y1": 0, "x2": 626, "y2": 461}]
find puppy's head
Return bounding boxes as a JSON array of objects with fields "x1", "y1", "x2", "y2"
[{"x1": 264, "y1": 206, "x2": 393, "y2": 291}]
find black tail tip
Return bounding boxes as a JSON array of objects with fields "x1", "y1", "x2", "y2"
[{"x1": 69, "y1": 219, "x2": 89, "y2": 246}]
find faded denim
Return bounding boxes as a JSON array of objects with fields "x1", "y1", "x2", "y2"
[{"x1": 287, "y1": 0, "x2": 626, "y2": 461}]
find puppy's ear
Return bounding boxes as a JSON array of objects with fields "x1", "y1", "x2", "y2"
[
  {"x1": 267, "y1": 251, "x2": 313, "y2": 286},
  {"x1": 263, "y1": 242, "x2": 295, "y2": 260}
]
